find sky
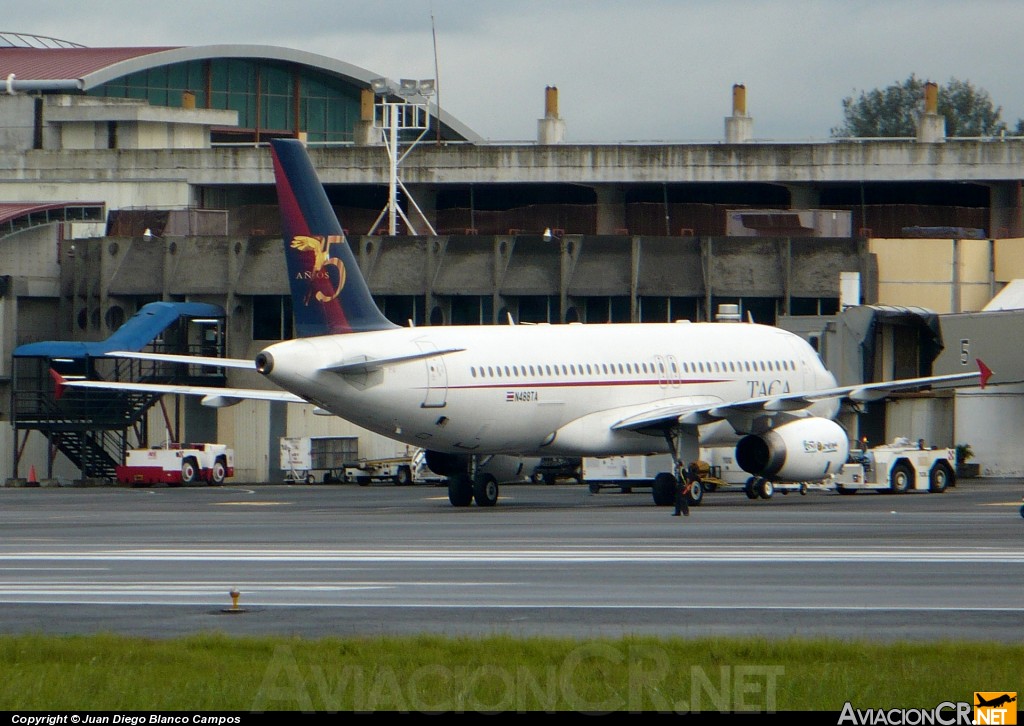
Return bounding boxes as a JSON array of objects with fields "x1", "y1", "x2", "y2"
[{"x1": 5, "y1": 0, "x2": 1024, "y2": 142}]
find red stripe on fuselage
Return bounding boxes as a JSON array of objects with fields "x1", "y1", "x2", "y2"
[{"x1": 445, "y1": 378, "x2": 727, "y2": 391}]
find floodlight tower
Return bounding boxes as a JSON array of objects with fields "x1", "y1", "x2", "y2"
[{"x1": 368, "y1": 77, "x2": 437, "y2": 236}]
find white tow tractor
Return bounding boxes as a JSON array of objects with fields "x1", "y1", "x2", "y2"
[
  {"x1": 831, "y1": 438, "x2": 956, "y2": 494},
  {"x1": 116, "y1": 443, "x2": 234, "y2": 486}
]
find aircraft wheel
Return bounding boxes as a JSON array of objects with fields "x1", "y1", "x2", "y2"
[
  {"x1": 210, "y1": 459, "x2": 227, "y2": 486},
  {"x1": 928, "y1": 462, "x2": 953, "y2": 493},
  {"x1": 651, "y1": 473, "x2": 676, "y2": 506},
  {"x1": 448, "y1": 473, "x2": 473, "y2": 507},
  {"x1": 758, "y1": 479, "x2": 775, "y2": 500},
  {"x1": 180, "y1": 458, "x2": 199, "y2": 486},
  {"x1": 744, "y1": 477, "x2": 760, "y2": 500},
  {"x1": 889, "y1": 463, "x2": 913, "y2": 494},
  {"x1": 473, "y1": 473, "x2": 499, "y2": 507}
]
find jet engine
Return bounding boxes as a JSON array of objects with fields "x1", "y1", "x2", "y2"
[
  {"x1": 735, "y1": 418, "x2": 849, "y2": 482},
  {"x1": 424, "y1": 450, "x2": 469, "y2": 477}
]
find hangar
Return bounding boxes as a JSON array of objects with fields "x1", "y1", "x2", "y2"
[{"x1": 2, "y1": 33, "x2": 1022, "y2": 482}]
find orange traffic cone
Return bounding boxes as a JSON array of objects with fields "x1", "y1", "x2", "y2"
[{"x1": 28, "y1": 465, "x2": 37, "y2": 483}]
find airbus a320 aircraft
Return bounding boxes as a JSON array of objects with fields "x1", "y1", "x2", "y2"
[{"x1": 67, "y1": 139, "x2": 990, "y2": 507}]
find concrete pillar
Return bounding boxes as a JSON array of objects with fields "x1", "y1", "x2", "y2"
[
  {"x1": 787, "y1": 185, "x2": 820, "y2": 209},
  {"x1": 354, "y1": 88, "x2": 379, "y2": 146},
  {"x1": 917, "y1": 81, "x2": 946, "y2": 143},
  {"x1": 724, "y1": 83, "x2": 753, "y2": 143},
  {"x1": 593, "y1": 185, "x2": 627, "y2": 235},
  {"x1": 537, "y1": 86, "x2": 566, "y2": 144},
  {"x1": 988, "y1": 181, "x2": 1021, "y2": 238},
  {"x1": 406, "y1": 184, "x2": 438, "y2": 235}
]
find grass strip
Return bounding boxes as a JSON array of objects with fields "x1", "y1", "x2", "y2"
[{"x1": 0, "y1": 633, "x2": 1020, "y2": 712}]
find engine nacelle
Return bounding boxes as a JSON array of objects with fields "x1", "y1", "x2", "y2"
[
  {"x1": 735, "y1": 418, "x2": 849, "y2": 482},
  {"x1": 424, "y1": 450, "x2": 469, "y2": 477}
]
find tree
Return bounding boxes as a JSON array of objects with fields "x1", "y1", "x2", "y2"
[{"x1": 832, "y1": 74, "x2": 1011, "y2": 138}]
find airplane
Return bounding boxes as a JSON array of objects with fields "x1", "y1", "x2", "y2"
[
  {"x1": 61, "y1": 138, "x2": 992, "y2": 508},
  {"x1": 976, "y1": 694, "x2": 1016, "y2": 709}
]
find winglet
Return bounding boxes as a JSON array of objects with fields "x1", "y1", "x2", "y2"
[
  {"x1": 977, "y1": 358, "x2": 993, "y2": 389},
  {"x1": 49, "y1": 368, "x2": 66, "y2": 400}
]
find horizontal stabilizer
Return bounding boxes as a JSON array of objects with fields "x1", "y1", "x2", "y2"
[
  {"x1": 105, "y1": 350, "x2": 256, "y2": 369},
  {"x1": 323, "y1": 347, "x2": 465, "y2": 374},
  {"x1": 59, "y1": 378, "x2": 305, "y2": 405}
]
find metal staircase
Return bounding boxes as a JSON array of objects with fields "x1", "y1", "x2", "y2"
[{"x1": 11, "y1": 302, "x2": 226, "y2": 481}]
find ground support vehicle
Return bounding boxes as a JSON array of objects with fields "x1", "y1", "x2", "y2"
[
  {"x1": 116, "y1": 443, "x2": 233, "y2": 486},
  {"x1": 581, "y1": 454, "x2": 705, "y2": 507},
  {"x1": 530, "y1": 457, "x2": 582, "y2": 484},
  {"x1": 280, "y1": 436, "x2": 359, "y2": 483},
  {"x1": 345, "y1": 451, "x2": 432, "y2": 486},
  {"x1": 831, "y1": 440, "x2": 956, "y2": 494},
  {"x1": 581, "y1": 449, "x2": 833, "y2": 503}
]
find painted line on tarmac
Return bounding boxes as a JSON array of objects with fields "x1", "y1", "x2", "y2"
[
  {"x1": 0, "y1": 592, "x2": 1021, "y2": 612},
  {"x1": 211, "y1": 501, "x2": 287, "y2": 506},
  {"x1": 0, "y1": 547, "x2": 1023, "y2": 563}
]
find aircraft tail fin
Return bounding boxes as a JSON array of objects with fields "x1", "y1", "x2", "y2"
[{"x1": 269, "y1": 138, "x2": 397, "y2": 337}]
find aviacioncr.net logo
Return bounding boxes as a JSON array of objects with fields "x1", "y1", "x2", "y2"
[
  {"x1": 838, "y1": 701, "x2": 973, "y2": 725},
  {"x1": 975, "y1": 692, "x2": 1017, "y2": 725}
]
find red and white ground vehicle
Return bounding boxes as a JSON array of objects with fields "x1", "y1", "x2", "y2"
[{"x1": 116, "y1": 443, "x2": 234, "y2": 486}]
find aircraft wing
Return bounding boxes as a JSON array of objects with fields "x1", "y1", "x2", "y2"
[
  {"x1": 56, "y1": 377, "x2": 306, "y2": 407},
  {"x1": 612, "y1": 360, "x2": 991, "y2": 432}
]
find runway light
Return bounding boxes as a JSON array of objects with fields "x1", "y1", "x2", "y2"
[{"x1": 221, "y1": 587, "x2": 246, "y2": 614}]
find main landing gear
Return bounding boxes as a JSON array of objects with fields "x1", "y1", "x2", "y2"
[
  {"x1": 653, "y1": 429, "x2": 704, "y2": 508},
  {"x1": 423, "y1": 450, "x2": 500, "y2": 508},
  {"x1": 446, "y1": 459, "x2": 499, "y2": 508}
]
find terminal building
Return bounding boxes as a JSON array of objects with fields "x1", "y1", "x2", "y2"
[{"x1": 2, "y1": 33, "x2": 1023, "y2": 482}]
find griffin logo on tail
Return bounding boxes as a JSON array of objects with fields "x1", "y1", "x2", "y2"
[{"x1": 290, "y1": 234, "x2": 346, "y2": 304}]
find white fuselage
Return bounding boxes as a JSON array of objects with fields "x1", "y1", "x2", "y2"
[{"x1": 259, "y1": 321, "x2": 839, "y2": 457}]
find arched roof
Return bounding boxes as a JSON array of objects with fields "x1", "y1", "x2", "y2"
[
  {"x1": 0, "y1": 44, "x2": 481, "y2": 141},
  {"x1": 0, "y1": 202, "x2": 105, "y2": 236}
]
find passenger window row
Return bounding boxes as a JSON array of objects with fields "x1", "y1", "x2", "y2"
[{"x1": 468, "y1": 359, "x2": 797, "y2": 379}]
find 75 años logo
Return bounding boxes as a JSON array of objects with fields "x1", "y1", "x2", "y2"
[{"x1": 291, "y1": 235, "x2": 346, "y2": 304}]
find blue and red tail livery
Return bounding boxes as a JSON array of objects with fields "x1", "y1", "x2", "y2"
[{"x1": 270, "y1": 138, "x2": 397, "y2": 337}]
